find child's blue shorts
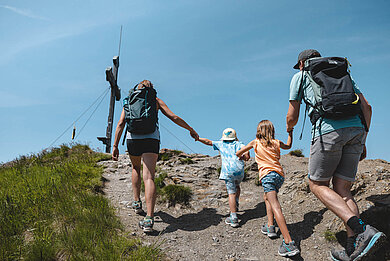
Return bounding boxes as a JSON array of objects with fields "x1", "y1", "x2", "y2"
[
  {"x1": 224, "y1": 175, "x2": 244, "y2": 194},
  {"x1": 261, "y1": 171, "x2": 284, "y2": 193}
]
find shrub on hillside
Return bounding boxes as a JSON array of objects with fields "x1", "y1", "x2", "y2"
[
  {"x1": 179, "y1": 157, "x2": 194, "y2": 164},
  {"x1": 158, "y1": 149, "x2": 183, "y2": 161},
  {"x1": 289, "y1": 149, "x2": 304, "y2": 157},
  {"x1": 141, "y1": 170, "x2": 167, "y2": 194},
  {"x1": 161, "y1": 184, "x2": 192, "y2": 206}
]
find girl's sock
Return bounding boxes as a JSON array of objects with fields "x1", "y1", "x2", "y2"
[{"x1": 230, "y1": 212, "x2": 237, "y2": 219}]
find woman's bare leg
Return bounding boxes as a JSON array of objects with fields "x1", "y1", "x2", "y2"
[{"x1": 142, "y1": 153, "x2": 158, "y2": 217}]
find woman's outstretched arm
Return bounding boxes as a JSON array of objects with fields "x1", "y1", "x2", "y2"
[{"x1": 157, "y1": 97, "x2": 199, "y2": 140}]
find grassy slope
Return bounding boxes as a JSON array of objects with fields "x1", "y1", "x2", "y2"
[{"x1": 0, "y1": 144, "x2": 161, "y2": 260}]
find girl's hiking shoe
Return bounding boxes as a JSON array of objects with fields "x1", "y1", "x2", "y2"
[
  {"x1": 131, "y1": 200, "x2": 143, "y2": 214},
  {"x1": 225, "y1": 217, "x2": 239, "y2": 228},
  {"x1": 139, "y1": 217, "x2": 154, "y2": 232},
  {"x1": 278, "y1": 240, "x2": 300, "y2": 257},
  {"x1": 261, "y1": 224, "x2": 277, "y2": 238},
  {"x1": 349, "y1": 225, "x2": 386, "y2": 261}
]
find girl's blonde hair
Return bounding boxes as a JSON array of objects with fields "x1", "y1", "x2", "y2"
[{"x1": 256, "y1": 120, "x2": 275, "y2": 146}]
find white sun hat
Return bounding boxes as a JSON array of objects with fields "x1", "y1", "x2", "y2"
[{"x1": 221, "y1": 128, "x2": 237, "y2": 141}]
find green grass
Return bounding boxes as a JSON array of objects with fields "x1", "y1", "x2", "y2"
[
  {"x1": 0, "y1": 144, "x2": 162, "y2": 260},
  {"x1": 158, "y1": 150, "x2": 183, "y2": 161},
  {"x1": 161, "y1": 185, "x2": 192, "y2": 206},
  {"x1": 289, "y1": 149, "x2": 305, "y2": 157},
  {"x1": 323, "y1": 229, "x2": 337, "y2": 242},
  {"x1": 179, "y1": 157, "x2": 194, "y2": 164},
  {"x1": 139, "y1": 169, "x2": 192, "y2": 206},
  {"x1": 141, "y1": 170, "x2": 168, "y2": 194},
  {"x1": 171, "y1": 150, "x2": 183, "y2": 155}
]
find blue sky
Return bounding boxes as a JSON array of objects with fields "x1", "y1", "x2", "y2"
[{"x1": 1, "y1": 0, "x2": 390, "y2": 163}]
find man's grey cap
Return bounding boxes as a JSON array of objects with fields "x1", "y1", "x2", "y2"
[{"x1": 293, "y1": 49, "x2": 321, "y2": 69}]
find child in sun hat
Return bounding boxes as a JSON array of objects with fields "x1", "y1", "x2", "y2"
[
  {"x1": 236, "y1": 120, "x2": 299, "y2": 257},
  {"x1": 198, "y1": 128, "x2": 250, "y2": 227}
]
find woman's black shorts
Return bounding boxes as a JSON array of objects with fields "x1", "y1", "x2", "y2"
[{"x1": 126, "y1": 138, "x2": 160, "y2": 156}]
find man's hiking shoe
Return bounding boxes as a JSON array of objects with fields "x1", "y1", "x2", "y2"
[
  {"x1": 278, "y1": 240, "x2": 300, "y2": 257},
  {"x1": 131, "y1": 200, "x2": 143, "y2": 214},
  {"x1": 349, "y1": 225, "x2": 386, "y2": 260},
  {"x1": 225, "y1": 217, "x2": 239, "y2": 228},
  {"x1": 261, "y1": 224, "x2": 277, "y2": 238},
  {"x1": 139, "y1": 217, "x2": 154, "y2": 232},
  {"x1": 330, "y1": 249, "x2": 351, "y2": 261}
]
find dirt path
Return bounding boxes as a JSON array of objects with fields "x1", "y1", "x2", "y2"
[{"x1": 100, "y1": 151, "x2": 390, "y2": 261}]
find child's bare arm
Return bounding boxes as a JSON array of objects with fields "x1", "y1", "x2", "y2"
[
  {"x1": 240, "y1": 151, "x2": 250, "y2": 161},
  {"x1": 280, "y1": 129, "x2": 293, "y2": 150},
  {"x1": 236, "y1": 140, "x2": 255, "y2": 157},
  {"x1": 198, "y1": 137, "x2": 213, "y2": 146}
]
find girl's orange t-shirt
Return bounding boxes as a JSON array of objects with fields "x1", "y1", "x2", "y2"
[{"x1": 254, "y1": 139, "x2": 284, "y2": 181}]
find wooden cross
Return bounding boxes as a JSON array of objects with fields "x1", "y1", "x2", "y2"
[{"x1": 97, "y1": 56, "x2": 121, "y2": 153}]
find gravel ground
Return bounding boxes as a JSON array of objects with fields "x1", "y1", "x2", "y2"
[{"x1": 100, "y1": 150, "x2": 390, "y2": 261}]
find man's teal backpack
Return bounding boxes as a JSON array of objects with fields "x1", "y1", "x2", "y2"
[{"x1": 122, "y1": 84, "x2": 158, "y2": 140}]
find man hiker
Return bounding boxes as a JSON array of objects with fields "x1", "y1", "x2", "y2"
[{"x1": 286, "y1": 49, "x2": 386, "y2": 260}]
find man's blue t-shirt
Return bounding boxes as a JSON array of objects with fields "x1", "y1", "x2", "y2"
[
  {"x1": 289, "y1": 71, "x2": 364, "y2": 138},
  {"x1": 212, "y1": 140, "x2": 245, "y2": 180}
]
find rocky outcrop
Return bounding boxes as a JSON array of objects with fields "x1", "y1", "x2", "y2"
[{"x1": 101, "y1": 149, "x2": 390, "y2": 260}]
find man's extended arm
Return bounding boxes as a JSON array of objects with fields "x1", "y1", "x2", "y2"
[{"x1": 286, "y1": 100, "x2": 300, "y2": 132}]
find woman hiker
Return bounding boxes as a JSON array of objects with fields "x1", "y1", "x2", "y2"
[{"x1": 112, "y1": 79, "x2": 199, "y2": 232}]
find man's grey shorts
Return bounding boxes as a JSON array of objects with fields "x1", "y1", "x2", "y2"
[{"x1": 309, "y1": 127, "x2": 366, "y2": 182}]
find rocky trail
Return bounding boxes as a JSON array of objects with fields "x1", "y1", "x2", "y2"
[{"x1": 99, "y1": 149, "x2": 390, "y2": 261}]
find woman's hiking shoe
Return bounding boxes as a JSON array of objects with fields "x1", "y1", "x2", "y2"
[
  {"x1": 139, "y1": 217, "x2": 154, "y2": 232},
  {"x1": 131, "y1": 200, "x2": 143, "y2": 214},
  {"x1": 278, "y1": 240, "x2": 300, "y2": 257},
  {"x1": 330, "y1": 249, "x2": 351, "y2": 261},
  {"x1": 349, "y1": 225, "x2": 386, "y2": 260},
  {"x1": 261, "y1": 224, "x2": 277, "y2": 238},
  {"x1": 225, "y1": 217, "x2": 239, "y2": 228}
]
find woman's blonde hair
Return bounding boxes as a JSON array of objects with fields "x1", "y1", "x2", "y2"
[
  {"x1": 138, "y1": 80, "x2": 153, "y2": 89},
  {"x1": 256, "y1": 120, "x2": 275, "y2": 146}
]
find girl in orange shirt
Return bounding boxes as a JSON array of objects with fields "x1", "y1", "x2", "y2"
[{"x1": 236, "y1": 120, "x2": 299, "y2": 257}]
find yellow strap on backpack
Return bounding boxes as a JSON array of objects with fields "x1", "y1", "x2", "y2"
[{"x1": 352, "y1": 93, "x2": 359, "y2": 104}]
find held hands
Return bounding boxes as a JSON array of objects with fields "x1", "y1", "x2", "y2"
[
  {"x1": 190, "y1": 129, "x2": 199, "y2": 141},
  {"x1": 112, "y1": 146, "x2": 119, "y2": 161},
  {"x1": 239, "y1": 153, "x2": 250, "y2": 161}
]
